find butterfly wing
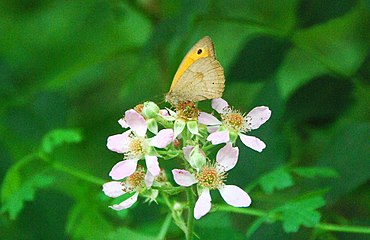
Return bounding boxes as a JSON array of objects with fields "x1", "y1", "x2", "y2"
[
  {"x1": 170, "y1": 36, "x2": 216, "y2": 90},
  {"x1": 166, "y1": 57, "x2": 225, "y2": 104}
]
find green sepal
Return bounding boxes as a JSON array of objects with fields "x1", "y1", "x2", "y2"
[
  {"x1": 174, "y1": 119, "x2": 186, "y2": 138},
  {"x1": 187, "y1": 121, "x2": 199, "y2": 135},
  {"x1": 147, "y1": 118, "x2": 158, "y2": 134}
]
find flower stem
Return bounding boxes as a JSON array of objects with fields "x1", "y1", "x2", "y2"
[
  {"x1": 157, "y1": 213, "x2": 172, "y2": 240},
  {"x1": 186, "y1": 186, "x2": 195, "y2": 240}
]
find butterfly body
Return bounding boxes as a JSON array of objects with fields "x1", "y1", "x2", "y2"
[{"x1": 166, "y1": 36, "x2": 225, "y2": 105}]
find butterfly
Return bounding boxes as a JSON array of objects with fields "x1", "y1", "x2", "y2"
[{"x1": 165, "y1": 36, "x2": 225, "y2": 106}]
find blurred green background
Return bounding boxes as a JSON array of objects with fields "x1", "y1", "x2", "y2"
[{"x1": 1, "y1": 0, "x2": 369, "y2": 239}]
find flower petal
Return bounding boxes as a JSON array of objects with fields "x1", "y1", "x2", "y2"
[
  {"x1": 102, "y1": 181, "x2": 125, "y2": 198},
  {"x1": 211, "y1": 98, "x2": 229, "y2": 114},
  {"x1": 219, "y1": 185, "x2": 251, "y2": 207},
  {"x1": 216, "y1": 143, "x2": 239, "y2": 172},
  {"x1": 109, "y1": 192, "x2": 139, "y2": 210},
  {"x1": 183, "y1": 146, "x2": 194, "y2": 162},
  {"x1": 106, "y1": 130, "x2": 131, "y2": 153},
  {"x1": 150, "y1": 129, "x2": 174, "y2": 148},
  {"x1": 194, "y1": 188, "x2": 212, "y2": 219},
  {"x1": 109, "y1": 159, "x2": 137, "y2": 180},
  {"x1": 207, "y1": 126, "x2": 219, "y2": 134},
  {"x1": 125, "y1": 109, "x2": 147, "y2": 136},
  {"x1": 144, "y1": 171, "x2": 155, "y2": 189},
  {"x1": 159, "y1": 109, "x2": 169, "y2": 116},
  {"x1": 207, "y1": 130, "x2": 230, "y2": 145},
  {"x1": 247, "y1": 106, "x2": 271, "y2": 130},
  {"x1": 239, "y1": 134, "x2": 266, "y2": 152},
  {"x1": 145, "y1": 155, "x2": 160, "y2": 176},
  {"x1": 118, "y1": 118, "x2": 128, "y2": 128},
  {"x1": 172, "y1": 169, "x2": 198, "y2": 187},
  {"x1": 198, "y1": 112, "x2": 221, "y2": 125}
]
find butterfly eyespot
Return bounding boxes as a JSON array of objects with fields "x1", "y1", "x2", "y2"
[{"x1": 197, "y1": 49, "x2": 203, "y2": 54}]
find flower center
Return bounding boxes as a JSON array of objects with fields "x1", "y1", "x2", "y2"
[
  {"x1": 126, "y1": 136, "x2": 146, "y2": 159},
  {"x1": 221, "y1": 108, "x2": 248, "y2": 133},
  {"x1": 124, "y1": 166, "x2": 146, "y2": 192},
  {"x1": 196, "y1": 165, "x2": 226, "y2": 190},
  {"x1": 176, "y1": 101, "x2": 199, "y2": 121},
  {"x1": 134, "y1": 104, "x2": 144, "y2": 113}
]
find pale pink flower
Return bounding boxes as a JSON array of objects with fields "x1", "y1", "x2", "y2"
[
  {"x1": 172, "y1": 143, "x2": 251, "y2": 219},
  {"x1": 103, "y1": 166, "x2": 156, "y2": 210},
  {"x1": 198, "y1": 98, "x2": 271, "y2": 152},
  {"x1": 107, "y1": 109, "x2": 174, "y2": 180}
]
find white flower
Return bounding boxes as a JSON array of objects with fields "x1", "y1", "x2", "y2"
[
  {"x1": 107, "y1": 109, "x2": 174, "y2": 180},
  {"x1": 198, "y1": 98, "x2": 271, "y2": 152},
  {"x1": 103, "y1": 166, "x2": 155, "y2": 210},
  {"x1": 172, "y1": 143, "x2": 251, "y2": 219}
]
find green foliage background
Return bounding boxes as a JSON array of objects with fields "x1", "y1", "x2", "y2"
[{"x1": 1, "y1": 0, "x2": 369, "y2": 239}]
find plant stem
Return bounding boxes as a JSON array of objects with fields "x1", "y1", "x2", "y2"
[
  {"x1": 51, "y1": 161, "x2": 105, "y2": 185},
  {"x1": 316, "y1": 223, "x2": 370, "y2": 234},
  {"x1": 186, "y1": 186, "x2": 195, "y2": 240},
  {"x1": 157, "y1": 213, "x2": 172, "y2": 240},
  {"x1": 215, "y1": 205, "x2": 370, "y2": 235}
]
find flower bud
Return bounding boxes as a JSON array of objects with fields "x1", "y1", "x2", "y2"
[
  {"x1": 142, "y1": 101, "x2": 160, "y2": 119},
  {"x1": 189, "y1": 145, "x2": 206, "y2": 171}
]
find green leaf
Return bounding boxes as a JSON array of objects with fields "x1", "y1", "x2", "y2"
[
  {"x1": 314, "y1": 123, "x2": 370, "y2": 203},
  {"x1": 66, "y1": 200, "x2": 113, "y2": 240},
  {"x1": 228, "y1": 36, "x2": 291, "y2": 82},
  {"x1": 259, "y1": 168, "x2": 294, "y2": 194},
  {"x1": 107, "y1": 227, "x2": 155, "y2": 240},
  {"x1": 41, "y1": 128, "x2": 82, "y2": 154},
  {"x1": 293, "y1": 3, "x2": 370, "y2": 77},
  {"x1": 278, "y1": 195, "x2": 326, "y2": 232},
  {"x1": 284, "y1": 76, "x2": 354, "y2": 126},
  {"x1": 292, "y1": 167, "x2": 338, "y2": 179},
  {"x1": 1, "y1": 174, "x2": 54, "y2": 220}
]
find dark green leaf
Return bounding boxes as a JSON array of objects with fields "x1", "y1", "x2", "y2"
[
  {"x1": 228, "y1": 36, "x2": 291, "y2": 82},
  {"x1": 314, "y1": 123, "x2": 370, "y2": 204},
  {"x1": 285, "y1": 76, "x2": 354, "y2": 127},
  {"x1": 259, "y1": 167, "x2": 294, "y2": 194},
  {"x1": 293, "y1": 4, "x2": 370, "y2": 76},
  {"x1": 278, "y1": 195, "x2": 326, "y2": 232},
  {"x1": 297, "y1": 0, "x2": 356, "y2": 28}
]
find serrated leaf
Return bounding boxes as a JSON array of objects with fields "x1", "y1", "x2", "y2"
[
  {"x1": 41, "y1": 128, "x2": 82, "y2": 154},
  {"x1": 292, "y1": 167, "x2": 338, "y2": 179},
  {"x1": 1, "y1": 174, "x2": 54, "y2": 220},
  {"x1": 107, "y1": 227, "x2": 155, "y2": 240},
  {"x1": 279, "y1": 196, "x2": 326, "y2": 232},
  {"x1": 259, "y1": 168, "x2": 294, "y2": 194}
]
